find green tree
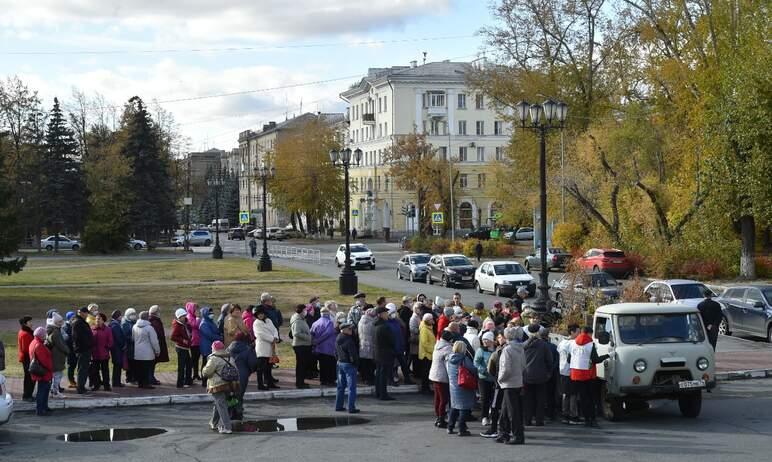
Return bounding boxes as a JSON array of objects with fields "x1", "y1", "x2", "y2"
[{"x1": 0, "y1": 130, "x2": 26, "y2": 274}]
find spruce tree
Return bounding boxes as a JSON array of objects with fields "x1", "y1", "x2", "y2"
[{"x1": 0, "y1": 132, "x2": 27, "y2": 274}]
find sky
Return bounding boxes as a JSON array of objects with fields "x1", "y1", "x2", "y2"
[{"x1": 0, "y1": 0, "x2": 492, "y2": 153}]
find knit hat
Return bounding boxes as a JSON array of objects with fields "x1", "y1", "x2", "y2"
[
  {"x1": 475, "y1": 302, "x2": 484, "y2": 310},
  {"x1": 65, "y1": 311, "x2": 75, "y2": 321},
  {"x1": 526, "y1": 323, "x2": 541, "y2": 337},
  {"x1": 482, "y1": 331, "x2": 495, "y2": 342},
  {"x1": 149, "y1": 305, "x2": 160, "y2": 316},
  {"x1": 125, "y1": 308, "x2": 137, "y2": 321},
  {"x1": 453, "y1": 306, "x2": 464, "y2": 316},
  {"x1": 111, "y1": 310, "x2": 122, "y2": 320},
  {"x1": 88, "y1": 303, "x2": 99, "y2": 313},
  {"x1": 79, "y1": 306, "x2": 89, "y2": 313},
  {"x1": 33, "y1": 326, "x2": 46, "y2": 339},
  {"x1": 443, "y1": 307, "x2": 454, "y2": 317},
  {"x1": 51, "y1": 312, "x2": 63, "y2": 325},
  {"x1": 174, "y1": 308, "x2": 187, "y2": 319},
  {"x1": 212, "y1": 341, "x2": 225, "y2": 351},
  {"x1": 386, "y1": 303, "x2": 397, "y2": 314},
  {"x1": 422, "y1": 313, "x2": 434, "y2": 322},
  {"x1": 46, "y1": 308, "x2": 59, "y2": 319}
]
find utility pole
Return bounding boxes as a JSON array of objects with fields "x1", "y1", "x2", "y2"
[{"x1": 184, "y1": 155, "x2": 191, "y2": 251}]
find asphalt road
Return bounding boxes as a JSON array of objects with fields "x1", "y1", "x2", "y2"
[{"x1": 2, "y1": 379, "x2": 772, "y2": 462}]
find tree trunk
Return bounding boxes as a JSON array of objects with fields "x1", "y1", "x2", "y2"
[{"x1": 739, "y1": 215, "x2": 756, "y2": 279}]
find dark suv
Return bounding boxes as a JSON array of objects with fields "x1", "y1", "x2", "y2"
[
  {"x1": 463, "y1": 226, "x2": 491, "y2": 240},
  {"x1": 227, "y1": 228, "x2": 245, "y2": 240},
  {"x1": 427, "y1": 254, "x2": 476, "y2": 288}
]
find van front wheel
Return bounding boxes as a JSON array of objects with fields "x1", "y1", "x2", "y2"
[
  {"x1": 678, "y1": 392, "x2": 702, "y2": 418},
  {"x1": 601, "y1": 384, "x2": 624, "y2": 421}
]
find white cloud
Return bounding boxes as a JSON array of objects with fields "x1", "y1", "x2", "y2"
[{"x1": 1, "y1": 0, "x2": 451, "y2": 42}]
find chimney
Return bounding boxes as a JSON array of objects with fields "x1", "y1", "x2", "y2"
[{"x1": 410, "y1": 60, "x2": 417, "y2": 68}]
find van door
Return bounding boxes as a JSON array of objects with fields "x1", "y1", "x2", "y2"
[{"x1": 593, "y1": 315, "x2": 614, "y2": 380}]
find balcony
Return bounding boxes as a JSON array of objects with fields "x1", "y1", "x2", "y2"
[
  {"x1": 427, "y1": 106, "x2": 447, "y2": 117},
  {"x1": 362, "y1": 113, "x2": 376, "y2": 125}
]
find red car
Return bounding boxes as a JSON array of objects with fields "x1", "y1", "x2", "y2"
[{"x1": 576, "y1": 248, "x2": 633, "y2": 277}]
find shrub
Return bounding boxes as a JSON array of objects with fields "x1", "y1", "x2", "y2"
[
  {"x1": 449, "y1": 240, "x2": 464, "y2": 253},
  {"x1": 621, "y1": 271, "x2": 650, "y2": 302},
  {"x1": 677, "y1": 258, "x2": 725, "y2": 280},
  {"x1": 552, "y1": 222, "x2": 585, "y2": 252},
  {"x1": 624, "y1": 252, "x2": 648, "y2": 275},
  {"x1": 430, "y1": 238, "x2": 451, "y2": 255},
  {"x1": 407, "y1": 235, "x2": 430, "y2": 253},
  {"x1": 755, "y1": 256, "x2": 772, "y2": 278}
]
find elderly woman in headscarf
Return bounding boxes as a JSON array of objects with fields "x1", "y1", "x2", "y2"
[
  {"x1": 217, "y1": 303, "x2": 230, "y2": 337},
  {"x1": 408, "y1": 302, "x2": 423, "y2": 378},
  {"x1": 310, "y1": 302, "x2": 337, "y2": 386},
  {"x1": 30, "y1": 326, "x2": 53, "y2": 416},
  {"x1": 357, "y1": 307, "x2": 377, "y2": 386},
  {"x1": 446, "y1": 340, "x2": 478, "y2": 436},
  {"x1": 45, "y1": 313, "x2": 68, "y2": 397}
]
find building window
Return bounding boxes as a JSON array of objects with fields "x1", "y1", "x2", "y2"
[
  {"x1": 458, "y1": 93, "x2": 466, "y2": 109},
  {"x1": 460, "y1": 174, "x2": 468, "y2": 189},
  {"x1": 476, "y1": 146, "x2": 485, "y2": 161},
  {"x1": 430, "y1": 119, "x2": 442, "y2": 135},
  {"x1": 494, "y1": 121, "x2": 503, "y2": 135},
  {"x1": 458, "y1": 146, "x2": 468, "y2": 162},
  {"x1": 427, "y1": 92, "x2": 445, "y2": 107},
  {"x1": 495, "y1": 146, "x2": 504, "y2": 160},
  {"x1": 478, "y1": 173, "x2": 486, "y2": 189},
  {"x1": 459, "y1": 202, "x2": 473, "y2": 229},
  {"x1": 384, "y1": 122, "x2": 388, "y2": 136},
  {"x1": 458, "y1": 120, "x2": 467, "y2": 135},
  {"x1": 383, "y1": 97, "x2": 387, "y2": 112},
  {"x1": 476, "y1": 121, "x2": 485, "y2": 135},
  {"x1": 378, "y1": 98, "x2": 381, "y2": 113},
  {"x1": 475, "y1": 94, "x2": 484, "y2": 109},
  {"x1": 376, "y1": 175, "x2": 381, "y2": 191},
  {"x1": 438, "y1": 146, "x2": 448, "y2": 160},
  {"x1": 379, "y1": 124, "x2": 382, "y2": 138}
]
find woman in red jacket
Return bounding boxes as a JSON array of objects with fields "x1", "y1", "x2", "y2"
[
  {"x1": 90, "y1": 313, "x2": 114, "y2": 391},
  {"x1": 17, "y1": 316, "x2": 35, "y2": 402},
  {"x1": 171, "y1": 308, "x2": 193, "y2": 388},
  {"x1": 29, "y1": 327, "x2": 53, "y2": 416}
]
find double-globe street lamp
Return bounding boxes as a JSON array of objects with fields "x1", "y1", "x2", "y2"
[
  {"x1": 254, "y1": 163, "x2": 275, "y2": 272},
  {"x1": 207, "y1": 172, "x2": 224, "y2": 259},
  {"x1": 514, "y1": 99, "x2": 568, "y2": 313},
  {"x1": 329, "y1": 147, "x2": 362, "y2": 295}
]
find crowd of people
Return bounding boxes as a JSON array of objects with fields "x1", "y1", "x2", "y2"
[{"x1": 15, "y1": 286, "x2": 610, "y2": 441}]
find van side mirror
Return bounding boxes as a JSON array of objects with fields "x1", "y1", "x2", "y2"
[
  {"x1": 597, "y1": 332, "x2": 611, "y2": 345},
  {"x1": 753, "y1": 301, "x2": 765, "y2": 309}
]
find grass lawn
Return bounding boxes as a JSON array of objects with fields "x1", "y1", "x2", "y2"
[{"x1": 0, "y1": 255, "x2": 406, "y2": 378}]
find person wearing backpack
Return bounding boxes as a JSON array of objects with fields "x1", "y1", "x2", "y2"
[{"x1": 202, "y1": 340, "x2": 236, "y2": 434}]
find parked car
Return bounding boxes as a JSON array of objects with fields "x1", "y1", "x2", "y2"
[
  {"x1": 335, "y1": 243, "x2": 375, "y2": 269},
  {"x1": 266, "y1": 227, "x2": 286, "y2": 240},
  {"x1": 551, "y1": 271, "x2": 621, "y2": 308},
  {"x1": 40, "y1": 235, "x2": 80, "y2": 251},
  {"x1": 716, "y1": 285, "x2": 772, "y2": 342},
  {"x1": 593, "y1": 303, "x2": 715, "y2": 420},
  {"x1": 523, "y1": 247, "x2": 571, "y2": 271},
  {"x1": 514, "y1": 227, "x2": 534, "y2": 240},
  {"x1": 427, "y1": 254, "x2": 476, "y2": 288},
  {"x1": 396, "y1": 253, "x2": 431, "y2": 282},
  {"x1": 173, "y1": 229, "x2": 213, "y2": 247},
  {"x1": 576, "y1": 248, "x2": 634, "y2": 277},
  {"x1": 643, "y1": 280, "x2": 716, "y2": 308},
  {"x1": 283, "y1": 228, "x2": 305, "y2": 239},
  {"x1": 128, "y1": 238, "x2": 146, "y2": 250},
  {"x1": 463, "y1": 226, "x2": 491, "y2": 240},
  {"x1": 248, "y1": 228, "x2": 264, "y2": 239},
  {"x1": 0, "y1": 372, "x2": 12, "y2": 425},
  {"x1": 227, "y1": 228, "x2": 245, "y2": 240},
  {"x1": 474, "y1": 260, "x2": 535, "y2": 297}
]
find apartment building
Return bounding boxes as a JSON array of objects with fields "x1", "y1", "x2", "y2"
[{"x1": 340, "y1": 60, "x2": 511, "y2": 236}]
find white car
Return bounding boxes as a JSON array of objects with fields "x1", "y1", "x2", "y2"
[
  {"x1": 0, "y1": 373, "x2": 12, "y2": 425},
  {"x1": 173, "y1": 230, "x2": 213, "y2": 247},
  {"x1": 475, "y1": 261, "x2": 536, "y2": 297},
  {"x1": 128, "y1": 238, "x2": 146, "y2": 250},
  {"x1": 644, "y1": 279, "x2": 716, "y2": 308},
  {"x1": 40, "y1": 235, "x2": 80, "y2": 251},
  {"x1": 335, "y1": 243, "x2": 375, "y2": 269},
  {"x1": 515, "y1": 227, "x2": 534, "y2": 240}
]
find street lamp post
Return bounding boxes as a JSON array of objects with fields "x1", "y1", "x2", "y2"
[
  {"x1": 207, "y1": 172, "x2": 224, "y2": 259},
  {"x1": 329, "y1": 147, "x2": 362, "y2": 295},
  {"x1": 515, "y1": 99, "x2": 568, "y2": 313},
  {"x1": 255, "y1": 162, "x2": 275, "y2": 272}
]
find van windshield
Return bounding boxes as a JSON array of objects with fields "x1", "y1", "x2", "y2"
[{"x1": 617, "y1": 313, "x2": 705, "y2": 344}]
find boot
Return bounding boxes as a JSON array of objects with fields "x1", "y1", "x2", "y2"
[
  {"x1": 68, "y1": 379, "x2": 77, "y2": 389},
  {"x1": 437, "y1": 415, "x2": 448, "y2": 429}
]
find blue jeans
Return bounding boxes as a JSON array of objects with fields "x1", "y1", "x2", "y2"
[
  {"x1": 36, "y1": 380, "x2": 51, "y2": 415},
  {"x1": 335, "y1": 362, "x2": 358, "y2": 411}
]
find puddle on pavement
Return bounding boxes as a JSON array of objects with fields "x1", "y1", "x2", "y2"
[
  {"x1": 58, "y1": 428, "x2": 167, "y2": 442},
  {"x1": 232, "y1": 416, "x2": 369, "y2": 433}
]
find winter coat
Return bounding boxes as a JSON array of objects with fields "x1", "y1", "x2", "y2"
[
  {"x1": 121, "y1": 318, "x2": 135, "y2": 360},
  {"x1": 436, "y1": 315, "x2": 450, "y2": 340},
  {"x1": 45, "y1": 326, "x2": 69, "y2": 372},
  {"x1": 17, "y1": 327, "x2": 34, "y2": 363},
  {"x1": 373, "y1": 318, "x2": 396, "y2": 364},
  {"x1": 199, "y1": 308, "x2": 222, "y2": 357},
  {"x1": 253, "y1": 318, "x2": 278, "y2": 358},
  {"x1": 409, "y1": 313, "x2": 421, "y2": 356},
  {"x1": 446, "y1": 352, "x2": 478, "y2": 410},
  {"x1": 429, "y1": 337, "x2": 452, "y2": 383},
  {"x1": 149, "y1": 315, "x2": 169, "y2": 362},
  {"x1": 290, "y1": 313, "x2": 312, "y2": 347},
  {"x1": 310, "y1": 315, "x2": 337, "y2": 357},
  {"x1": 29, "y1": 337, "x2": 53, "y2": 382},
  {"x1": 185, "y1": 302, "x2": 201, "y2": 347},
  {"x1": 109, "y1": 319, "x2": 125, "y2": 366},
  {"x1": 336, "y1": 333, "x2": 359, "y2": 365},
  {"x1": 202, "y1": 349, "x2": 235, "y2": 394},
  {"x1": 387, "y1": 318, "x2": 404, "y2": 354},
  {"x1": 498, "y1": 342, "x2": 526, "y2": 389},
  {"x1": 227, "y1": 339, "x2": 257, "y2": 395},
  {"x1": 474, "y1": 347, "x2": 494, "y2": 382},
  {"x1": 132, "y1": 319, "x2": 160, "y2": 361},
  {"x1": 418, "y1": 321, "x2": 435, "y2": 361},
  {"x1": 570, "y1": 333, "x2": 608, "y2": 382},
  {"x1": 242, "y1": 310, "x2": 256, "y2": 341},
  {"x1": 357, "y1": 311, "x2": 377, "y2": 359},
  {"x1": 261, "y1": 304, "x2": 283, "y2": 330},
  {"x1": 347, "y1": 305, "x2": 364, "y2": 330},
  {"x1": 224, "y1": 315, "x2": 250, "y2": 347},
  {"x1": 72, "y1": 316, "x2": 94, "y2": 354},
  {"x1": 170, "y1": 319, "x2": 192, "y2": 350},
  {"x1": 91, "y1": 324, "x2": 114, "y2": 361},
  {"x1": 523, "y1": 337, "x2": 553, "y2": 385},
  {"x1": 463, "y1": 328, "x2": 481, "y2": 354}
]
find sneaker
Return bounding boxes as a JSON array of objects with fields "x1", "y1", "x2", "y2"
[
  {"x1": 495, "y1": 435, "x2": 510, "y2": 444},
  {"x1": 209, "y1": 423, "x2": 217, "y2": 431},
  {"x1": 335, "y1": 408, "x2": 346, "y2": 412},
  {"x1": 348, "y1": 409, "x2": 361, "y2": 414},
  {"x1": 480, "y1": 431, "x2": 498, "y2": 439},
  {"x1": 481, "y1": 417, "x2": 490, "y2": 426},
  {"x1": 568, "y1": 417, "x2": 584, "y2": 425},
  {"x1": 506, "y1": 438, "x2": 525, "y2": 445},
  {"x1": 218, "y1": 428, "x2": 232, "y2": 434},
  {"x1": 447, "y1": 428, "x2": 456, "y2": 435},
  {"x1": 458, "y1": 430, "x2": 471, "y2": 437}
]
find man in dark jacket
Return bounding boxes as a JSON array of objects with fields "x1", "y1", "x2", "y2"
[
  {"x1": 149, "y1": 306, "x2": 169, "y2": 385},
  {"x1": 258, "y1": 293, "x2": 284, "y2": 340},
  {"x1": 335, "y1": 322, "x2": 360, "y2": 413},
  {"x1": 697, "y1": 289, "x2": 722, "y2": 350},
  {"x1": 71, "y1": 307, "x2": 94, "y2": 394},
  {"x1": 523, "y1": 323, "x2": 553, "y2": 426},
  {"x1": 373, "y1": 307, "x2": 396, "y2": 401},
  {"x1": 541, "y1": 328, "x2": 560, "y2": 421}
]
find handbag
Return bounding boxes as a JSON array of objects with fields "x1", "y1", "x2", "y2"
[
  {"x1": 458, "y1": 364, "x2": 478, "y2": 391},
  {"x1": 28, "y1": 346, "x2": 47, "y2": 376}
]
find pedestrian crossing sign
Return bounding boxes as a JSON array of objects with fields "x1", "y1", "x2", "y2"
[
  {"x1": 431, "y1": 212, "x2": 444, "y2": 224},
  {"x1": 239, "y1": 211, "x2": 250, "y2": 224}
]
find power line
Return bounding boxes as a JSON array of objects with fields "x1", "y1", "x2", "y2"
[{"x1": 2, "y1": 34, "x2": 477, "y2": 56}]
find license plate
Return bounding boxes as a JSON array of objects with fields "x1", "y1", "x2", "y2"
[
  {"x1": 462, "y1": 276, "x2": 472, "y2": 281},
  {"x1": 612, "y1": 259, "x2": 622, "y2": 263},
  {"x1": 678, "y1": 380, "x2": 705, "y2": 389}
]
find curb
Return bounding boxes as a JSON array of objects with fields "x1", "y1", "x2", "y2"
[
  {"x1": 10, "y1": 384, "x2": 419, "y2": 413},
  {"x1": 715, "y1": 368, "x2": 772, "y2": 381}
]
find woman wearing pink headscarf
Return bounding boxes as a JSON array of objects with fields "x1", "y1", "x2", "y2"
[{"x1": 185, "y1": 302, "x2": 202, "y2": 381}]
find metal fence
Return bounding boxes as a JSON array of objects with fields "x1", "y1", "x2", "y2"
[{"x1": 267, "y1": 245, "x2": 322, "y2": 265}]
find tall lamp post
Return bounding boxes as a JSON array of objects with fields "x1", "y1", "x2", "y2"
[
  {"x1": 329, "y1": 147, "x2": 362, "y2": 295},
  {"x1": 255, "y1": 162, "x2": 275, "y2": 272},
  {"x1": 514, "y1": 99, "x2": 568, "y2": 313},
  {"x1": 207, "y1": 172, "x2": 224, "y2": 259}
]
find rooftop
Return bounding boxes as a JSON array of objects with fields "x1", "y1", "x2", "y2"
[{"x1": 342, "y1": 60, "x2": 474, "y2": 99}]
